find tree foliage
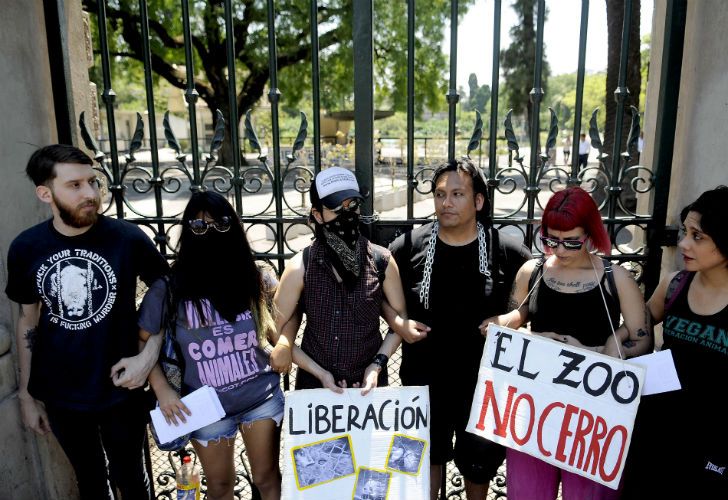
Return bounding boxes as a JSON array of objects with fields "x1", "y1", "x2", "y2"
[
  {"x1": 82, "y1": 0, "x2": 473, "y2": 161},
  {"x1": 544, "y1": 72, "x2": 607, "y2": 135},
  {"x1": 463, "y1": 73, "x2": 491, "y2": 114},
  {"x1": 499, "y1": 0, "x2": 550, "y2": 138}
]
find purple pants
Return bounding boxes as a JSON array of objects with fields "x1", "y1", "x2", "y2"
[{"x1": 506, "y1": 449, "x2": 622, "y2": 500}]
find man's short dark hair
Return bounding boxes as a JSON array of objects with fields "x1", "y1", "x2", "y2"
[
  {"x1": 432, "y1": 157, "x2": 491, "y2": 224},
  {"x1": 26, "y1": 144, "x2": 93, "y2": 186}
]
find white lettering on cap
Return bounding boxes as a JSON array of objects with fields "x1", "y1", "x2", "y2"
[{"x1": 315, "y1": 167, "x2": 360, "y2": 199}]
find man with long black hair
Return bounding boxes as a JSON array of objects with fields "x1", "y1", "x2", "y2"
[
  {"x1": 389, "y1": 158, "x2": 531, "y2": 499},
  {"x1": 5, "y1": 144, "x2": 168, "y2": 499}
]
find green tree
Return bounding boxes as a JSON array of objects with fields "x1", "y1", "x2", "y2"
[
  {"x1": 544, "y1": 71, "x2": 607, "y2": 135},
  {"x1": 463, "y1": 73, "x2": 491, "y2": 114},
  {"x1": 83, "y1": 0, "x2": 473, "y2": 163},
  {"x1": 639, "y1": 33, "x2": 650, "y2": 111},
  {"x1": 500, "y1": 0, "x2": 550, "y2": 139}
]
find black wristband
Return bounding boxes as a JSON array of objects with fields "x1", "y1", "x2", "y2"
[{"x1": 371, "y1": 353, "x2": 389, "y2": 369}]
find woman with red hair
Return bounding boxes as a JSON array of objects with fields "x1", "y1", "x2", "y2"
[{"x1": 481, "y1": 186, "x2": 651, "y2": 499}]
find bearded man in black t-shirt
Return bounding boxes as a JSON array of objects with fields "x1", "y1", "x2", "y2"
[
  {"x1": 5, "y1": 145, "x2": 168, "y2": 500},
  {"x1": 389, "y1": 158, "x2": 530, "y2": 499}
]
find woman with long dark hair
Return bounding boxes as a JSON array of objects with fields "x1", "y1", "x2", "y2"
[
  {"x1": 623, "y1": 186, "x2": 728, "y2": 498},
  {"x1": 482, "y1": 186, "x2": 651, "y2": 499},
  {"x1": 139, "y1": 191, "x2": 282, "y2": 500}
]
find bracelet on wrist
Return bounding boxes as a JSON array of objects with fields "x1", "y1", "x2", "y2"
[{"x1": 371, "y1": 353, "x2": 389, "y2": 370}]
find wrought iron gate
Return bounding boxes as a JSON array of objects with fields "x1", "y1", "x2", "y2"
[{"x1": 54, "y1": 0, "x2": 686, "y2": 498}]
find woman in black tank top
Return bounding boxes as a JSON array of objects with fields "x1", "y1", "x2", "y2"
[
  {"x1": 480, "y1": 187, "x2": 651, "y2": 500},
  {"x1": 622, "y1": 186, "x2": 728, "y2": 498}
]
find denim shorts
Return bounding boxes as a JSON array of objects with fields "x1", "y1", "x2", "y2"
[{"x1": 191, "y1": 389, "x2": 284, "y2": 447}]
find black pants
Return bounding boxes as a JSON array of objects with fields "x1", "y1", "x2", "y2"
[
  {"x1": 45, "y1": 395, "x2": 153, "y2": 500},
  {"x1": 579, "y1": 153, "x2": 589, "y2": 168}
]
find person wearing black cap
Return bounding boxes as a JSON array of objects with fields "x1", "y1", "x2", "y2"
[
  {"x1": 389, "y1": 158, "x2": 531, "y2": 499},
  {"x1": 271, "y1": 167, "x2": 422, "y2": 394}
]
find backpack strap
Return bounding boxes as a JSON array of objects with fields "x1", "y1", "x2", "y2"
[
  {"x1": 665, "y1": 270, "x2": 693, "y2": 312},
  {"x1": 302, "y1": 245, "x2": 311, "y2": 272},
  {"x1": 527, "y1": 258, "x2": 546, "y2": 316},
  {"x1": 601, "y1": 258, "x2": 618, "y2": 299},
  {"x1": 372, "y1": 246, "x2": 389, "y2": 285},
  {"x1": 486, "y1": 227, "x2": 500, "y2": 297},
  {"x1": 599, "y1": 258, "x2": 621, "y2": 326}
]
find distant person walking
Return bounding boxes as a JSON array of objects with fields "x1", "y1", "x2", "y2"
[
  {"x1": 562, "y1": 135, "x2": 572, "y2": 166},
  {"x1": 578, "y1": 133, "x2": 590, "y2": 169}
]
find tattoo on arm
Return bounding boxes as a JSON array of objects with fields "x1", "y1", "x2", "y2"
[
  {"x1": 636, "y1": 328, "x2": 649, "y2": 338},
  {"x1": 623, "y1": 340, "x2": 636, "y2": 348},
  {"x1": 24, "y1": 328, "x2": 38, "y2": 351}
]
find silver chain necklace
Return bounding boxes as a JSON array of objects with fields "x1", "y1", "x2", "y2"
[{"x1": 419, "y1": 221, "x2": 491, "y2": 309}]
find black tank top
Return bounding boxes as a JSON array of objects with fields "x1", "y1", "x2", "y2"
[
  {"x1": 529, "y1": 262, "x2": 620, "y2": 347},
  {"x1": 662, "y1": 272, "x2": 728, "y2": 392},
  {"x1": 632, "y1": 271, "x2": 728, "y2": 489}
]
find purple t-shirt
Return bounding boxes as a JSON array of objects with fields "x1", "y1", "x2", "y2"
[{"x1": 139, "y1": 279, "x2": 280, "y2": 415}]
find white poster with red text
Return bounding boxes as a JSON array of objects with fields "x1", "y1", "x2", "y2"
[{"x1": 466, "y1": 325, "x2": 645, "y2": 489}]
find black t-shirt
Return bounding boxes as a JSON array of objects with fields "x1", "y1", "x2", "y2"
[
  {"x1": 5, "y1": 216, "x2": 168, "y2": 410},
  {"x1": 652, "y1": 272, "x2": 728, "y2": 455},
  {"x1": 389, "y1": 222, "x2": 531, "y2": 393}
]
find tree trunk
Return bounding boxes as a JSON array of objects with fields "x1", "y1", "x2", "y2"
[
  {"x1": 524, "y1": 1, "x2": 535, "y2": 140},
  {"x1": 604, "y1": 0, "x2": 641, "y2": 159}
]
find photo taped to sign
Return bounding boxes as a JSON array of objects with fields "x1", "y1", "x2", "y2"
[
  {"x1": 291, "y1": 435, "x2": 356, "y2": 490},
  {"x1": 385, "y1": 434, "x2": 427, "y2": 476},
  {"x1": 352, "y1": 467, "x2": 391, "y2": 500}
]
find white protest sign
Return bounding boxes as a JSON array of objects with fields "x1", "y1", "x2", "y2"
[
  {"x1": 282, "y1": 386, "x2": 430, "y2": 500},
  {"x1": 466, "y1": 325, "x2": 645, "y2": 489}
]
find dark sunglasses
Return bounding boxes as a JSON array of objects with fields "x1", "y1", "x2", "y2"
[
  {"x1": 188, "y1": 216, "x2": 232, "y2": 235},
  {"x1": 540, "y1": 235, "x2": 587, "y2": 250},
  {"x1": 329, "y1": 198, "x2": 362, "y2": 215}
]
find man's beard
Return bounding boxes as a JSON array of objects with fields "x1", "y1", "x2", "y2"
[{"x1": 54, "y1": 194, "x2": 100, "y2": 228}]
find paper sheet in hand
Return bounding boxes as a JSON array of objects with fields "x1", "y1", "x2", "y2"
[
  {"x1": 150, "y1": 385, "x2": 225, "y2": 444},
  {"x1": 628, "y1": 349, "x2": 681, "y2": 395}
]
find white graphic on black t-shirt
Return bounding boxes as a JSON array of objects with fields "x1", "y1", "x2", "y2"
[{"x1": 36, "y1": 249, "x2": 117, "y2": 331}]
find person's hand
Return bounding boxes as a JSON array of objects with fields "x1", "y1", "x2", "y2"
[
  {"x1": 19, "y1": 394, "x2": 51, "y2": 435},
  {"x1": 318, "y1": 370, "x2": 344, "y2": 394},
  {"x1": 560, "y1": 335, "x2": 587, "y2": 349},
  {"x1": 156, "y1": 384, "x2": 191, "y2": 426},
  {"x1": 532, "y1": 331, "x2": 563, "y2": 342},
  {"x1": 479, "y1": 316, "x2": 500, "y2": 337},
  {"x1": 110, "y1": 353, "x2": 155, "y2": 389},
  {"x1": 393, "y1": 317, "x2": 430, "y2": 344},
  {"x1": 270, "y1": 343, "x2": 292, "y2": 374},
  {"x1": 535, "y1": 332, "x2": 603, "y2": 353},
  {"x1": 360, "y1": 365, "x2": 380, "y2": 396}
]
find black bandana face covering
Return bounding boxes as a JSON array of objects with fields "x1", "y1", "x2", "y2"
[{"x1": 321, "y1": 210, "x2": 362, "y2": 286}]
